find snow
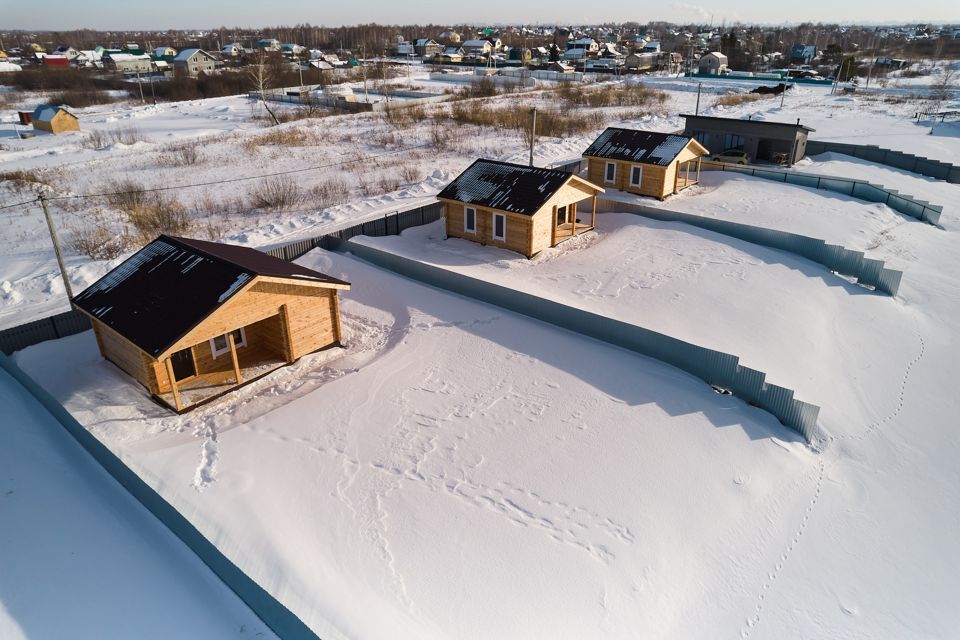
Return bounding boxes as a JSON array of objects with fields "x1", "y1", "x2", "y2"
[
  {"x1": 0, "y1": 365, "x2": 276, "y2": 639},
  {"x1": 3, "y1": 71, "x2": 960, "y2": 639}
]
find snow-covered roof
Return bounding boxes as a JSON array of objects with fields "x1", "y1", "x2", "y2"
[
  {"x1": 31, "y1": 104, "x2": 74, "y2": 122},
  {"x1": 107, "y1": 52, "x2": 150, "y2": 61},
  {"x1": 173, "y1": 48, "x2": 206, "y2": 62},
  {"x1": 583, "y1": 128, "x2": 699, "y2": 166},
  {"x1": 462, "y1": 40, "x2": 492, "y2": 48},
  {"x1": 438, "y1": 159, "x2": 589, "y2": 216}
]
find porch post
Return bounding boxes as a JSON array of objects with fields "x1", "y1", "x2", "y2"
[
  {"x1": 550, "y1": 205, "x2": 558, "y2": 247},
  {"x1": 591, "y1": 195, "x2": 597, "y2": 228},
  {"x1": 571, "y1": 202, "x2": 577, "y2": 237},
  {"x1": 331, "y1": 291, "x2": 343, "y2": 344},
  {"x1": 696, "y1": 157, "x2": 701, "y2": 182},
  {"x1": 163, "y1": 357, "x2": 183, "y2": 411},
  {"x1": 228, "y1": 332, "x2": 243, "y2": 385},
  {"x1": 279, "y1": 303, "x2": 295, "y2": 363}
]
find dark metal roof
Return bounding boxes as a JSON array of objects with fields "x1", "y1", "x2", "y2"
[
  {"x1": 582, "y1": 128, "x2": 695, "y2": 165},
  {"x1": 73, "y1": 235, "x2": 348, "y2": 358},
  {"x1": 437, "y1": 159, "x2": 576, "y2": 216},
  {"x1": 681, "y1": 113, "x2": 816, "y2": 133}
]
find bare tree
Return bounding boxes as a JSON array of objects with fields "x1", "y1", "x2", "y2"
[
  {"x1": 930, "y1": 66, "x2": 957, "y2": 114},
  {"x1": 247, "y1": 51, "x2": 281, "y2": 126}
]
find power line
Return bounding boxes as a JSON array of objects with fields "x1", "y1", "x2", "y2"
[{"x1": 42, "y1": 141, "x2": 435, "y2": 204}]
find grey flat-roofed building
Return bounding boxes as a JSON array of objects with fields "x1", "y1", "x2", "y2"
[{"x1": 681, "y1": 114, "x2": 815, "y2": 165}]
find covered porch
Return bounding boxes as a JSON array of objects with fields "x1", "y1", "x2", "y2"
[
  {"x1": 155, "y1": 314, "x2": 290, "y2": 412},
  {"x1": 551, "y1": 196, "x2": 598, "y2": 246},
  {"x1": 674, "y1": 157, "x2": 702, "y2": 192}
]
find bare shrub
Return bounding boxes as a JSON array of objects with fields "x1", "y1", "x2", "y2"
[
  {"x1": 167, "y1": 143, "x2": 202, "y2": 166},
  {"x1": 376, "y1": 173, "x2": 401, "y2": 193},
  {"x1": 102, "y1": 178, "x2": 150, "y2": 213},
  {"x1": 107, "y1": 126, "x2": 145, "y2": 145},
  {"x1": 125, "y1": 192, "x2": 192, "y2": 241},
  {"x1": 557, "y1": 83, "x2": 669, "y2": 109},
  {"x1": 429, "y1": 121, "x2": 465, "y2": 151},
  {"x1": 67, "y1": 216, "x2": 131, "y2": 260},
  {"x1": 0, "y1": 169, "x2": 52, "y2": 189},
  {"x1": 399, "y1": 164, "x2": 422, "y2": 184},
  {"x1": 249, "y1": 175, "x2": 304, "y2": 210},
  {"x1": 242, "y1": 126, "x2": 318, "y2": 152},
  {"x1": 460, "y1": 76, "x2": 500, "y2": 99},
  {"x1": 713, "y1": 92, "x2": 768, "y2": 108},
  {"x1": 381, "y1": 104, "x2": 424, "y2": 130},
  {"x1": 82, "y1": 129, "x2": 108, "y2": 149},
  {"x1": 308, "y1": 178, "x2": 349, "y2": 208}
]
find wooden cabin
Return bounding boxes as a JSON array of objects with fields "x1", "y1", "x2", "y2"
[
  {"x1": 583, "y1": 128, "x2": 708, "y2": 199},
  {"x1": 73, "y1": 235, "x2": 350, "y2": 412},
  {"x1": 437, "y1": 159, "x2": 604, "y2": 258},
  {"x1": 31, "y1": 105, "x2": 79, "y2": 135}
]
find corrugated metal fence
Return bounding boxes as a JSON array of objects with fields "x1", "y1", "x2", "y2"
[
  {"x1": 339, "y1": 239, "x2": 821, "y2": 442},
  {"x1": 806, "y1": 139, "x2": 960, "y2": 184},
  {"x1": 0, "y1": 202, "x2": 444, "y2": 356},
  {"x1": 598, "y1": 198, "x2": 904, "y2": 296},
  {"x1": 702, "y1": 161, "x2": 943, "y2": 224}
]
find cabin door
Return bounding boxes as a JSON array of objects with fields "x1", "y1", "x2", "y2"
[
  {"x1": 170, "y1": 348, "x2": 196, "y2": 381},
  {"x1": 756, "y1": 139, "x2": 773, "y2": 162}
]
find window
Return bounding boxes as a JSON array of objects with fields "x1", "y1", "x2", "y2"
[
  {"x1": 492, "y1": 212, "x2": 506, "y2": 241},
  {"x1": 693, "y1": 131, "x2": 709, "y2": 146},
  {"x1": 605, "y1": 161, "x2": 616, "y2": 183},
  {"x1": 464, "y1": 207, "x2": 477, "y2": 233},
  {"x1": 556, "y1": 205, "x2": 567, "y2": 225},
  {"x1": 630, "y1": 165, "x2": 643, "y2": 187},
  {"x1": 210, "y1": 327, "x2": 246, "y2": 359},
  {"x1": 724, "y1": 133, "x2": 745, "y2": 150}
]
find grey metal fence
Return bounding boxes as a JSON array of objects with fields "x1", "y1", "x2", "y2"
[
  {"x1": 0, "y1": 353, "x2": 322, "y2": 640},
  {"x1": 339, "y1": 240, "x2": 820, "y2": 442},
  {"x1": 0, "y1": 309, "x2": 91, "y2": 355},
  {"x1": 702, "y1": 161, "x2": 943, "y2": 224},
  {"x1": 598, "y1": 198, "x2": 904, "y2": 296},
  {"x1": 805, "y1": 139, "x2": 960, "y2": 184}
]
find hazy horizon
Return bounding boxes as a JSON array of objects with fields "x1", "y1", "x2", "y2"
[{"x1": 3, "y1": 0, "x2": 959, "y2": 32}]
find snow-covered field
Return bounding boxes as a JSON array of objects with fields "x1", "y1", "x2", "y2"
[
  {"x1": 3, "y1": 69, "x2": 960, "y2": 639},
  {"x1": 0, "y1": 365, "x2": 276, "y2": 639}
]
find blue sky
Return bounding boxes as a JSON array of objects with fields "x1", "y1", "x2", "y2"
[{"x1": 6, "y1": 0, "x2": 958, "y2": 30}]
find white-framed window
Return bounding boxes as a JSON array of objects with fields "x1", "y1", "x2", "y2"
[
  {"x1": 605, "y1": 161, "x2": 616, "y2": 183},
  {"x1": 464, "y1": 206, "x2": 477, "y2": 234},
  {"x1": 492, "y1": 212, "x2": 506, "y2": 241},
  {"x1": 630, "y1": 165, "x2": 643, "y2": 187},
  {"x1": 210, "y1": 327, "x2": 246, "y2": 359}
]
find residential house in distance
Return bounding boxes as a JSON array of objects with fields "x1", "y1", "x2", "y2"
[
  {"x1": 567, "y1": 37, "x2": 600, "y2": 54},
  {"x1": 43, "y1": 55, "x2": 70, "y2": 68},
  {"x1": 462, "y1": 39, "x2": 493, "y2": 58},
  {"x1": 437, "y1": 159, "x2": 604, "y2": 258},
  {"x1": 222, "y1": 43, "x2": 245, "y2": 57},
  {"x1": 414, "y1": 38, "x2": 442, "y2": 57},
  {"x1": 282, "y1": 43, "x2": 306, "y2": 57},
  {"x1": 396, "y1": 40, "x2": 414, "y2": 56},
  {"x1": 790, "y1": 44, "x2": 817, "y2": 65},
  {"x1": 681, "y1": 114, "x2": 815, "y2": 165},
  {"x1": 439, "y1": 30, "x2": 461, "y2": 44},
  {"x1": 583, "y1": 128, "x2": 708, "y2": 199},
  {"x1": 103, "y1": 51, "x2": 152, "y2": 73},
  {"x1": 173, "y1": 49, "x2": 217, "y2": 75},
  {"x1": 258, "y1": 38, "x2": 281, "y2": 51},
  {"x1": 152, "y1": 46, "x2": 177, "y2": 58},
  {"x1": 73, "y1": 235, "x2": 351, "y2": 413},
  {"x1": 438, "y1": 46, "x2": 464, "y2": 63},
  {"x1": 31, "y1": 105, "x2": 80, "y2": 134},
  {"x1": 625, "y1": 52, "x2": 656, "y2": 71},
  {"x1": 698, "y1": 51, "x2": 728, "y2": 74}
]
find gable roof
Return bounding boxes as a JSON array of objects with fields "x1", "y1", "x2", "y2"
[
  {"x1": 74, "y1": 235, "x2": 349, "y2": 358},
  {"x1": 583, "y1": 128, "x2": 702, "y2": 166},
  {"x1": 173, "y1": 48, "x2": 213, "y2": 62},
  {"x1": 32, "y1": 105, "x2": 75, "y2": 122},
  {"x1": 438, "y1": 159, "x2": 597, "y2": 216}
]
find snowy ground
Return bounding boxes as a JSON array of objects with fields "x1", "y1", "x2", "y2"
[
  {"x1": 4, "y1": 70, "x2": 960, "y2": 639},
  {"x1": 0, "y1": 365, "x2": 276, "y2": 640}
]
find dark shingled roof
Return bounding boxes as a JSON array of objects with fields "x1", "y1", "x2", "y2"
[
  {"x1": 583, "y1": 128, "x2": 695, "y2": 165},
  {"x1": 73, "y1": 235, "x2": 348, "y2": 358},
  {"x1": 437, "y1": 159, "x2": 575, "y2": 216}
]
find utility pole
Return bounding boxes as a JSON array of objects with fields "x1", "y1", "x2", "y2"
[
  {"x1": 695, "y1": 82, "x2": 702, "y2": 115},
  {"x1": 136, "y1": 71, "x2": 145, "y2": 103},
  {"x1": 38, "y1": 193, "x2": 73, "y2": 300},
  {"x1": 529, "y1": 107, "x2": 537, "y2": 166},
  {"x1": 780, "y1": 76, "x2": 789, "y2": 108}
]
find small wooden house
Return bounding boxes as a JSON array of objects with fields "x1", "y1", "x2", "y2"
[
  {"x1": 583, "y1": 128, "x2": 708, "y2": 199},
  {"x1": 73, "y1": 235, "x2": 350, "y2": 412},
  {"x1": 31, "y1": 105, "x2": 79, "y2": 134},
  {"x1": 437, "y1": 159, "x2": 604, "y2": 258}
]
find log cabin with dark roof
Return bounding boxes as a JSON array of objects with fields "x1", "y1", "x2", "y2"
[
  {"x1": 437, "y1": 159, "x2": 604, "y2": 258},
  {"x1": 73, "y1": 235, "x2": 350, "y2": 412},
  {"x1": 583, "y1": 128, "x2": 709, "y2": 199}
]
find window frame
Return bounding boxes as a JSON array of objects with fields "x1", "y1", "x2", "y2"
[
  {"x1": 723, "y1": 133, "x2": 745, "y2": 150},
  {"x1": 464, "y1": 206, "x2": 477, "y2": 234},
  {"x1": 492, "y1": 212, "x2": 506, "y2": 241},
  {"x1": 630, "y1": 165, "x2": 643, "y2": 187},
  {"x1": 556, "y1": 205, "x2": 567, "y2": 225},
  {"x1": 604, "y1": 161, "x2": 617, "y2": 183},
  {"x1": 210, "y1": 327, "x2": 247, "y2": 359}
]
